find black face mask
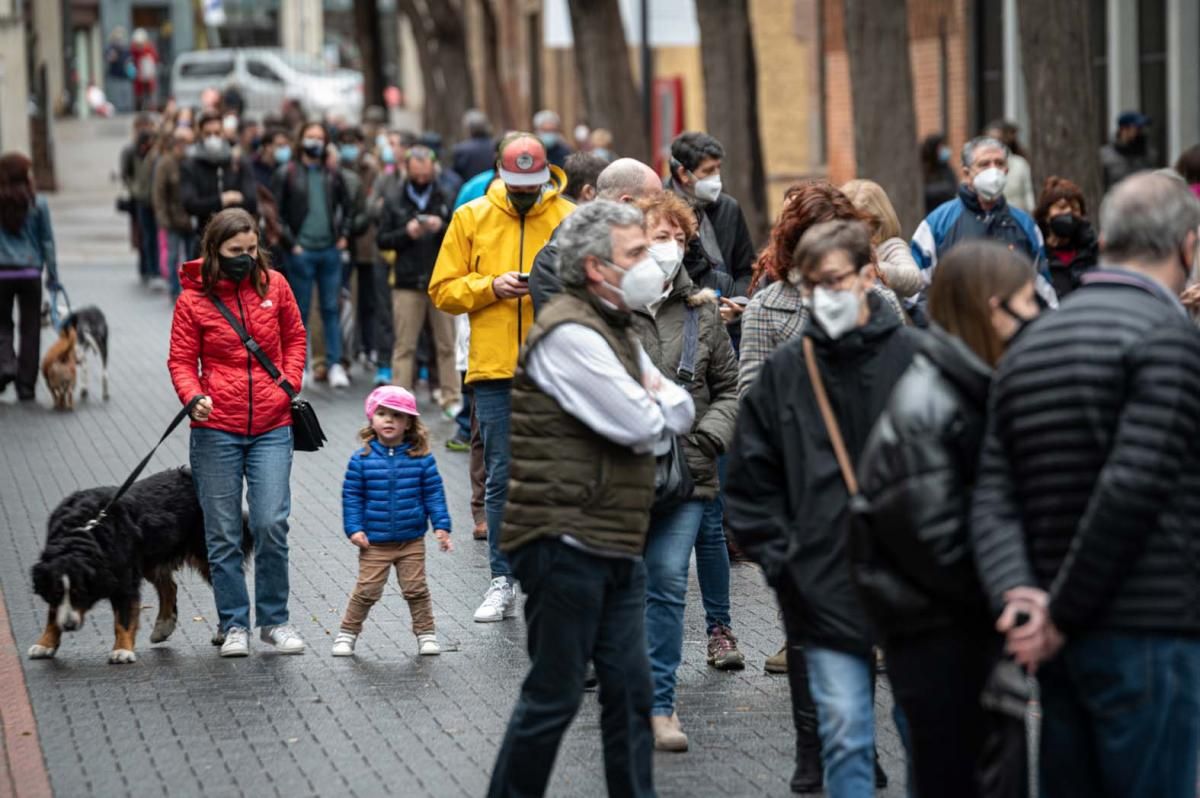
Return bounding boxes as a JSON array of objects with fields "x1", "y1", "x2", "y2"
[
  {"x1": 508, "y1": 191, "x2": 539, "y2": 215},
  {"x1": 1001, "y1": 300, "x2": 1036, "y2": 347},
  {"x1": 1048, "y1": 213, "x2": 1080, "y2": 240},
  {"x1": 302, "y1": 139, "x2": 326, "y2": 160},
  {"x1": 218, "y1": 253, "x2": 255, "y2": 282}
]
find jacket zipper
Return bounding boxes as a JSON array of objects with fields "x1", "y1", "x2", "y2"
[
  {"x1": 235, "y1": 289, "x2": 253, "y2": 436},
  {"x1": 517, "y1": 215, "x2": 526, "y2": 346},
  {"x1": 388, "y1": 446, "x2": 395, "y2": 531}
]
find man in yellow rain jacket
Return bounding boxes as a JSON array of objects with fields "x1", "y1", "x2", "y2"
[{"x1": 429, "y1": 132, "x2": 574, "y2": 623}]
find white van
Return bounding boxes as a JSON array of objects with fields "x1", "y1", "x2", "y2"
[{"x1": 171, "y1": 48, "x2": 363, "y2": 120}]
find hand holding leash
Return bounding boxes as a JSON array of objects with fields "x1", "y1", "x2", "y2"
[{"x1": 191, "y1": 395, "x2": 213, "y2": 421}]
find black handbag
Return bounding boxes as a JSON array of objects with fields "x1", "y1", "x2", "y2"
[
  {"x1": 208, "y1": 294, "x2": 327, "y2": 452},
  {"x1": 652, "y1": 306, "x2": 699, "y2": 513}
]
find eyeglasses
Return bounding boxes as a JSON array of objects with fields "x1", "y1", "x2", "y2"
[{"x1": 804, "y1": 270, "x2": 859, "y2": 291}]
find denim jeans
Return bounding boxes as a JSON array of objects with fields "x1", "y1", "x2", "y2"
[
  {"x1": 189, "y1": 425, "x2": 294, "y2": 632},
  {"x1": 286, "y1": 247, "x2": 343, "y2": 364},
  {"x1": 454, "y1": 376, "x2": 472, "y2": 440},
  {"x1": 474, "y1": 379, "x2": 512, "y2": 580},
  {"x1": 694, "y1": 455, "x2": 731, "y2": 632},
  {"x1": 1038, "y1": 633, "x2": 1200, "y2": 798},
  {"x1": 806, "y1": 647, "x2": 876, "y2": 798},
  {"x1": 644, "y1": 499, "x2": 705, "y2": 716},
  {"x1": 165, "y1": 231, "x2": 195, "y2": 299},
  {"x1": 490, "y1": 539, "x2": 655, "y2": 798}
]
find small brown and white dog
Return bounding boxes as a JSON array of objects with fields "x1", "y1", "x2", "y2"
[{"x1": 41, "y1": 326, "x2": 77, "y2": 410}]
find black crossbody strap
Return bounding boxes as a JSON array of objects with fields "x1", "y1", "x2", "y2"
[{"x1": 209, "y1": 293, "x2": 299, "y2": 399}]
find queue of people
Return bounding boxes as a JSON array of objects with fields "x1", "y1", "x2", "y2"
[{"x1": 130, "y1": 89, "x2": 1200, "y2": 798}]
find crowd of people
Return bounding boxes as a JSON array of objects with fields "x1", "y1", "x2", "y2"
[{"x1": 2, "y1": 92, "x2": 1190, "y2": 798}]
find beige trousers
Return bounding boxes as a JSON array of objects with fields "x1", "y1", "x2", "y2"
[
  {"x1": 391, "y1": 289, "x2": 460, "y2": 406},
  {"x1": 340, "y1": 539, "x2": 434, "y2": 636}
]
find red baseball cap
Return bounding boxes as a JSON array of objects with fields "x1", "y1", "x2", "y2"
[{"x1": 498, "y1": 135, "x2": 550, "y2": 188}]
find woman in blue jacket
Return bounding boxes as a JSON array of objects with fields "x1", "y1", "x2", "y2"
[
  {"x1": 333, "y1": 385, "x2": 452, "y2": 657},
  {"x1": 0, "y1": 153, "x2": 60, "y2": 401}
]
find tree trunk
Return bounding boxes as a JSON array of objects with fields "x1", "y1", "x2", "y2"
[
  {"x1": 353, "y1": 0, "x2": 386, "y2": 109},
  {"x1": 397, "y1": 0, "x2": 474, "y2": 146},
  {"x1": 694, "y1": 0, "x2": 769, "y2": 246},
  {"x1": 566, "y1": 0, "x2": 648, "y2": 163},
  {"x1": 480, "y1": 0, "x2": 515, "y2": 132},
  {"x1": 1017, "y1": 0, "x2": 1103, "y2": 215},
  {"x1": 842, "y1": 0, "x2": 924, "y2": 236}
]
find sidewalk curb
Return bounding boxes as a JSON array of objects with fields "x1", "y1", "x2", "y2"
[{"x1": 0, "y1": 588, "x2": 52, "y2": 798}]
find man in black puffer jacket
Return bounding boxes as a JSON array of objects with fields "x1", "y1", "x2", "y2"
[{"x1": 971, "y1": 173, "x2": 1200, "y2": 798}]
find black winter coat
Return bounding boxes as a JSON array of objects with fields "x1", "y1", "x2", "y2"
[
  {"x1": 180, "y1": 154, "x2": 259, "y2": 236},
  {"x1": 376, "y1": 180, "x2": 452, "y2": 291},
  {"x1": 451, "y1": 136, "x2": 496, "y2": 181},
  {"x1": 971, "y1": 270, "x2": 1200, "y2": 637},
  {"x1": 270, "y1": 162, "x2": 353, "y2": 250},
  {"x1": 727, "y1": 294, "x2": 920, "y2": 654},
  {"x1": 1044, "y1": 221, "x2": 1099, "y2": 300},
  {"x1": 528, "y1": 225, "x2": 563, "y2": 316},
  {"x1": 853, "y1": 326, "x2": 993, "y2": 643}
]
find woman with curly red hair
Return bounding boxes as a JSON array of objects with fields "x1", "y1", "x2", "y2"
[{"x1": 1033, "y1": 176, "x2": 1098, "y2": 299}]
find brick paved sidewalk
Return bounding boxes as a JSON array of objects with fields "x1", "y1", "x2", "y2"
[{"x1": 0, "y1": 117, "x2": 907, "y2": 798}]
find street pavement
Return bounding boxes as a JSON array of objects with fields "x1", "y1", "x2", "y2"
[{"x1": 0, "y1": 116, "x2": 908, "y2": 798}]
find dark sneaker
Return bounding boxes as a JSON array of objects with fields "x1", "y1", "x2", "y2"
[{"x1": 706, "y1": 624, "x2": 746, "y2": 670}]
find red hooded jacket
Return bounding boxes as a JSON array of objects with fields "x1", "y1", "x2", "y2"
[{"x1": 168, "y1": 258, "x2": 307, "y2": 436}]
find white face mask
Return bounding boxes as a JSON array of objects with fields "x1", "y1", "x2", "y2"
[
  {"x1": 693, "y1": 173, "x2": 722, "y2": 204},
  {"x1": 973, "y1": 167, "x2": 1007, "y2": 202},
  {"x1": 606, "y1": 255, "x2": 666, "y2": 311},
  {"x1": 647, "y1": 241, "x2": 683, "y2": 281},
  {"x1": 811, "y1": 285, "x2": 863, "y2": 340}
]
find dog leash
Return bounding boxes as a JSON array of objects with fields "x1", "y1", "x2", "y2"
[{"x1": 83, "y1": 395, "x2": 202, "y2": 530}]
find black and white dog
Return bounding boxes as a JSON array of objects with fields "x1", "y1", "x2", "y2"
[
  {"x1": 61, "y1": 306, "x2": 109, "y2": 401},
  {"x1": 29, "y1": 467, "x2": 250, "y2": 664}
]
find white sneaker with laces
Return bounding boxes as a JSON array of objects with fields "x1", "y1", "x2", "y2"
[
  {"x1": 331, "y1": 631, "x2": 357, "y2": 657},
  {"x1": 328, "y1": 363, "x2": 350, "y2": 389},
  {"x1": 473, "y1": 577, "x2": 516, "y2": 623},
  {"x1": 260, "y1": 624, "x2": 306, "y2": 654},
  {"x1": 220, "y1": 627, "x2": 250, "y2": 657},
  {"x1": 417, "y1": 633, "x2": 441, "y2": 655}
]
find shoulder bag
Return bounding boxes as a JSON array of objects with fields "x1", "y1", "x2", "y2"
[
  {"x1": 653, "y1": 306, "x2": 699, "y2": 512},
  {"x1": 208, "y1": 293, "x2": 327, "y2": 451}
]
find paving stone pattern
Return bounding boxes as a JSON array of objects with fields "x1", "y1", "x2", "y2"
[{"x1": 0, "y1": 118, "x2": 907, "y2": 798}]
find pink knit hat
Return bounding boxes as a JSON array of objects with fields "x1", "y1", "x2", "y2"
[{"x1": 365, "y1": 385, "x2": 419, "y2": 419}]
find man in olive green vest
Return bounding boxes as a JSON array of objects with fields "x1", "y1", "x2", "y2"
[{"x1": 488, "y1": 201, "x2": 695, "y2": 798}]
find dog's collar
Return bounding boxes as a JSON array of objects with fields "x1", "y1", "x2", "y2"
[{"x1": 79, "y1": 510, "x2": 107, "y2": 532}]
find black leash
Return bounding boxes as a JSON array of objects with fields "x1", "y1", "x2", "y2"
[{"x1": 83, "y1": 395, "x2": 202, "y2": 529}]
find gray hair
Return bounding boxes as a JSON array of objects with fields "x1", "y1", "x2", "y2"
[
  {"x1": 557, "y1": 200, "x2": 644, "y2": 288},
  {"x1": 533, "y1": 109, "x2": 561, "y2": 131},
  {"x1": 596, "y1": 158, "x2": 656, "y2": 201},
  {"x1": 961, "y1": 136, "x2": 1009, "y2": 168},
  {"x1": 462, "y1": 109, "x2": 491, "y2": 138},
  {"x1": 1100, "y1": 172, "x2": 1200, "y2": 262}
]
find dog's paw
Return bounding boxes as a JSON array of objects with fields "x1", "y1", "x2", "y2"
[
  {"x1": 27, "y1": 644, "x2": 57, "y2": 659},
  {"x1": 80, "y1": 387, "x2": 89, "y2": 400},
  {"x1": 150, "y1": 616, "x2": 177, "y2": 643},
  {"x1": 108, "y1": 648, "x2": 137, "y2": 665}
]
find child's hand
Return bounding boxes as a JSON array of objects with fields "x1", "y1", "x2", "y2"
[
  {"x1": 434, "y1": 529, "x2": 453, "y2": 553},
  {"x1": 350, "y1": 531, "x2": 370, "y2": 550}
]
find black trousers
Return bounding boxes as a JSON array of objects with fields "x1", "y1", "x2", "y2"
[
  {"x1": 0, "y1": 277, "x2": 41, "y2": 397},
  {"x1": 776, "y1": 580, "x2": 821, "y2": 746},
  {"x1": 488, "y1": 539, "x2": 656, "y2": 798},
  {"x1": 885, "y1": 628, "x2": 1018, "y2": 798}
]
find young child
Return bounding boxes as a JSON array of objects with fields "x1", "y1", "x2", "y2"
[{"x1": 333, "y1": 386, "x2": 453, "y2": 657}]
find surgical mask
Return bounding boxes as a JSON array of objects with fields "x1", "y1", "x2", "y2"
[
  {"x1": 222, "y1": 115, "x2": 238, "y2": 135},
  {"x1": 218, "y1": 252, "x2": 254, "y2": 282},
  {"x1": 811, "y1": 285, "x2": 862, "y2": 340},
  {"x1": 375, "y1": 133, "x2": 389, "y2": 151},
  {"x1": 938, "y1": 145, "x2": 952, "y2": 164},
  {"x1": 973, "y1": 167, "x2": 1007, "y2": 202},
  {"x1": 301, "y1": 138, "x2": 325, "y2": 160},
  {"x1": 1048, "y1": 213, "x2": 1079, "y2": 240},
  {"x1": 339, "y1": 144, "x2": 360, "y2": 163},
  {"x1": 648, "y1": 241, "x2": 683, "y2": 281},
  {"x1": 606, "y1": 256, "x2": 667, "y2": 311},
  {"x1": 380, "y1": 145, "x2": 396, "y2": 165},
  {"x1": 537, "y1": 132, "x2": 560, "y2": 149},
  {"x1": 693, "y1": 173, "x2": 722, "y2": 204},
  {"x1": 203, "y1": 135, "x2": 227, "y2": 155},
  {"x1": 508, "y1": 190, "x2": 540, "y2": 215},
  {"x1": 274, "y1": 145, "x2": 291, "y2": 165}
]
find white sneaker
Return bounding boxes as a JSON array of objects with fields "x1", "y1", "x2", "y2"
[
  {"x1": 331, "y1": 631, "x2": 357, "y2": 657},
  {"x1": 260, "y1": 624, "x2": 306, "y2": 654},
  {"x1": 417, "y1": 633, "x2": 441, "y2": 656},
  {"x1": 328, "y1": 363, "x2": 350, "y2": 389},
  {"x1": 442, "y1": 400, "x2": 464, "y2": 420},
  {"x1": 473, "y1": 577, "x2": 516, "y2": 623},
  {"x1": 220, "y1": 627, "x2": 249, "y2": 657}
]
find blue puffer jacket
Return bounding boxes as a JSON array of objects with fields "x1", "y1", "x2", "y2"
[{"x1": 342, "y1": 440, "x2": 452, "y2": 543}]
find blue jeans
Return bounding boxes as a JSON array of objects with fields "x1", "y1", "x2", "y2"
[
  {"x1": 189, "y1": 426, "x2": 294, "y2": 632},
  {"x1": 644, "y1": 500, "x2": 705, "y2": 716},
  {"x1": 286, "y1": 247, "x2": 342, "y2": 364},
  {"x1": 474, "y1": 379, "x2": 512, "y2": 580},
  {"x1": 1039, "y1": 633, "x2": 1200, "y2": 798},
  {"x1": 454, "y1": 376, "x2": 472, "y2": 440},
  {"x1": 165, "y1": 231, "x2": 195, "y2": 299},
  {"x1": 806, "y1": 647, "x2": 875, "y2": 798},
  {"x1": 695, "y1": 454, "x2": 731, "y2": 632}
]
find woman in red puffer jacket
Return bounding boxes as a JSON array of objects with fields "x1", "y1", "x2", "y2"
[{"x1": 168, "y1": 207, "x2": 309, "y2": 657}]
